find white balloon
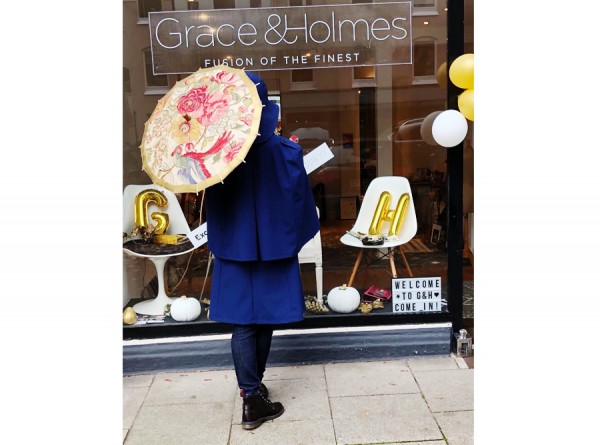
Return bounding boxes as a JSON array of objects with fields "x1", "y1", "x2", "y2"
[{"x1": 431, "y1": 110, "x2": 468, "y2": 148}]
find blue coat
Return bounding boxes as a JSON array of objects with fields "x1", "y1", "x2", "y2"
[{"x1": 205, "y1": 95, "x2": 320, "y2": 324}]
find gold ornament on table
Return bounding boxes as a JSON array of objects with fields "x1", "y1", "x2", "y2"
[
  {"x1": 304, "y1": 294, "x2": 330, "y2": 313},
  {"x1": 123, "y1": 307, "x2": 138, "y2": 325},
  {"x1": 371, "y1": 299, "x2": 385, "y2": 310},
  {"x1": 358, "y1": 301, "x2": 373, "y2": 314},
  {"x1": 369, "y1": 191, "x2": 410, "y2": 236}
]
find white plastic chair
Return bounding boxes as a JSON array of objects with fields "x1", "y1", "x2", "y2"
[
  {"x1": 298, "y1": 207, "x2": 324, "y2": 303},
  {"x1": 123, "y1": 184, "x2": 196, "y2": 315},
  {"x1": 339, "y1": 176, "x2": 418, "y2": 287}
]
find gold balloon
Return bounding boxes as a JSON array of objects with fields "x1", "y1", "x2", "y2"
[
  {"x1": 389, "y1": 193, "x2": 410, "y2": 235},
  {"x1": 436, "y1": 62, "x2": 447, "y2": 90},
  {"x1": 369, "y1": 192, "x2": 411, "y2": 236},
  {"x1": 458, "y1": 89, "x2": 474, "y2": 121},
  {"x1": 449, "y1": 54, "x2": 474, "y2": 90},
  {"x1": 134, "y1": 189, "x2": 170, "y2": 235}
]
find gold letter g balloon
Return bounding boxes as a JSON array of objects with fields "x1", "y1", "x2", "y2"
[{"x1": 134, "y1": 189, "x2": 170, "y2": 235}]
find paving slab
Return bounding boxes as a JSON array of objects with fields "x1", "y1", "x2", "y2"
[
  {"x1": 407, "y1": 355, "x2": 458, "y2": 372},
  {"x1": 384, "y1": 442, "x2": 446, "y2": 445},
  {"x1": 229, "y1": 419, "x2": 336, "y2": 445},
  {"x1": 124, "y1": 402, "x2": 232, "y2": 445},
  {"x1": 123, "y1": 387, "x2": 149, "y2": 430},
  {"x1": 454, "y1": 356, "x2": 470, "y2": 369},
  {"x1": 435, "y1": 410, "x2": 474, "y2": 445},
  {"x1": 325, "y1": 360, "x2": 419, "y2": 397},
  {"x1": 264, "y1": 364, "x2": 325, "y2": 381},
  {"x1": 330, "y1": 393, "x2": 443, "y2": 445},
  {"x1": 123, "y1": 429, "x2": 128, "y2": 443},
  {"x1": 123, "y1": 374, "x2": 154, "y2": 388},
  {"x1": 413, "y1": 369, "x2": 474, "y2": 412},
  {"x1": 144, "y1": 369, "x2": 237, "y2": 406},
  {"x1": 233, "y1": 377, "x2": 330, "y2": 423}
]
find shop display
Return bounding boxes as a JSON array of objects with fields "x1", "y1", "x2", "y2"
[
  {"x1": 431, "y1": 110, "x2": 468, "y2": 147},
  {"x1": 371, "y1": 299, "x2": 385, "y2": 310},
  {"x1": 304, "y1": 295, "x2": 330, "y2": 313},
  {"x1": 449, "y1": 53, "x2": 474, "y2": 89},
  {"x1": 169, "y1": 295, "x2": 202, "y2": 322},
  {"x1": 420, "y1": 111, "x2": 443, "y2": 146},
  {"x1": 358, "y1": 301, "x2": 373, "y2": 314},
  {"x1": 140, "y1": 65, "x2": 262, "y2": 194},
  {"x1": 450, "y1": 53, "x2": 474, "y2": 122},
  {"x1": 363, "y1": 285, "x2": 392, "y2": 301},
  {"x1": 123, "y1": 307, "x2": 138, "y2": 325},
  {"x1": 339, "y1": 177, "x2": 418, "y2": 287},
  {"x1": 369, "y1": 191, "x2": 410, "y2": 236},
  {"x1": 458, "y1": 89, "x2": 474, "y2": 122},
  {"x1": 326, "y1": 285, "x2": 360, "y2": 313},
  {"x1": 133, "y1": 189, "x2": 169, "y2": 235}
]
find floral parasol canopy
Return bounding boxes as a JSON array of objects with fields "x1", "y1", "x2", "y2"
[{"x1": 140, "y1": 65, "x2": 262, "y2": 193}]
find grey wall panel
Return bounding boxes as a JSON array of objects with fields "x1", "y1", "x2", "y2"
[{"x1": 123, "y1": 326, "x2": 452, "y2": 375}]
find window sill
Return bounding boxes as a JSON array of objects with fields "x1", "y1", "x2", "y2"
[
  {"x1": 144, "y1": 87, "x2": 169, "y2": 95},
  {"x1": 412, "y1": 10, "x2": 439, "y2": 17},
  {"x1": 290, "y1": 82, "x2": 316, "y2": 91},
  {"x1": 411, "y1": 78, "x2": 438, "y2": 86}
]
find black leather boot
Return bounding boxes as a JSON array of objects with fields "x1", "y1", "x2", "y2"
[
  {"x1": 241, "y1": 393, "x2": 284, "y2": 430},
  {"x1": 259, "y1": 383, "x2": 269, "y2": 398},
  {"x1": 239, "y1": 383, "x2": 269, "y2": 399}
]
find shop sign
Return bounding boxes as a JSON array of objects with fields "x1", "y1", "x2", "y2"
[
  {"x1": 149, "y1": 2, "x2": 412, "y2": 74},
  {"x1": 392, "y1": 276, "x2": 442, "y2": 314},
  {"x1": 188, "y1": 221, "x2": 207, "y2": 249}
]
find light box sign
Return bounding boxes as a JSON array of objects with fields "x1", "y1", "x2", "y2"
[
  {"x1": 149, "y1": 2, "x2": 412, "y2": 74},
  {"x1": 392, "y1": 277, "x2": 442, "y2": 314}
]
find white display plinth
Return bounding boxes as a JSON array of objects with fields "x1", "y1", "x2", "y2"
[{"x1": 124, "y1": 247, "x2": 195, "y2": 316}]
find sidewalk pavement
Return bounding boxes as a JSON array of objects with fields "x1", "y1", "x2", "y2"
[{"x1": 124, "y1": 354, "x2": 473, "y2": 445}]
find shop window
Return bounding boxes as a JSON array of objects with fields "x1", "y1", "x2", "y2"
[
  {"x1": 172, "y1": 0, "x2": 214, "y2": 10},
  {"x1": 352, "y1": 66, "x2": 376, "y2": 88},
  {"x1": 412, "y1": 38, "x2": 437, "y2": 84},
  {"x1": 137, "y1": 0, "x2": 162, "y2": 24},
  {"x1": 123, "y1": 68, "x2": 131, "y2": 94},
  {"x1": 215, "y1": 0, "x2": 235, "y2": 8},
  {"x1": 413, "y1": 0, "x2": 438, "y2": 16},
  {"x1": 290, "y1": 69, "x2": 315, "y2": 90},
  {"x1": 143, "y1": 48, "x2": 169, "y2": 95}
]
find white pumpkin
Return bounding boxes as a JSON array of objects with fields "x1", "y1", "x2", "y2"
[
  {"x1": 326, "y1": 284, "x2": 360, "y2": 313},
  {"x1": 170, "y1": 295, "x2": 202, "y2": 322}
]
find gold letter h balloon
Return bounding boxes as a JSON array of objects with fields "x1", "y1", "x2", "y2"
[{"x1": 369, "y1": 192, "x2": 410, "y2": 236}]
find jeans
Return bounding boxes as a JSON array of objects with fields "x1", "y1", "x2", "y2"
[{"x1": 231, "y1": 324, "x2": 274, "y2": 396}]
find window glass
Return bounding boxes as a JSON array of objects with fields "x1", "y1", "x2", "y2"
[
  {"x1": 122, "y1": 0, "x2": 475, "y2": 325},
  {"x1": 137, "y1": 0, "x2": 162, "y2": 18}
]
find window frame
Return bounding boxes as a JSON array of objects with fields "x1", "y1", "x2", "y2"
[
  {"x1": 412, "y1": 37, "x2": 438, "y2": 85},
  {"x1": 143, "y1": 48, "x2": 170, "y2": 95}
]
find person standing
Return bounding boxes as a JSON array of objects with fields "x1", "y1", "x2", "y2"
[{"x1": 205, "y1": 72, "x2": 320, "y2": 430}]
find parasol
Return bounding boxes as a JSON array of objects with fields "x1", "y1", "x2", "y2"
[{"x1": 140, "y1": 65, "x2": 262, "y2": 193}]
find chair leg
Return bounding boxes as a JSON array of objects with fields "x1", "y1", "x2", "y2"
[
  {"x1": 347, "y1": 250, "x2": 363, "y2": 288},
  {"x1": 398, "y1": 247, "x2": 413, "y2": 278},
  {"x1": 200, "y1": 252, "x2": 214, "y2": 300},
  {"x1": 388, "y1": 248, "x2": 397, "y2": 278},
  {"x1": 315, "y1": 263, "x2": 323, "y2": 304}
]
